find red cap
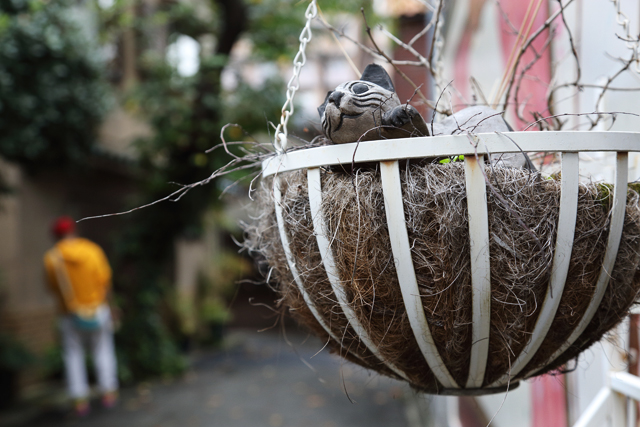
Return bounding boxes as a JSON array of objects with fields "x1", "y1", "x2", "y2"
[{"x1": 51, "y1": 216, "x2": 75, "y2": 238}]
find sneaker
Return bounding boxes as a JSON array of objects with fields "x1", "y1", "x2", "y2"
[
  {"x1": 101, "y1": 391, "x2": 118, "y2": 408},
  {"x1": 74, "y1": 399, "x2": 90, "y2": 417}
]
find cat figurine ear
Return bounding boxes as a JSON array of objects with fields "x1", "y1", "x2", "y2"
[{"x1": 359, "y1": 64, "x2": 395, "y2": 92}]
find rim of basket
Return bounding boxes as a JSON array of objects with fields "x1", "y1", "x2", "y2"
[{"x1": 262, "y1": 130, "x2": 640, "y2": 177}]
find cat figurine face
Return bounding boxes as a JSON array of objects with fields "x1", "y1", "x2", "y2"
[{"x1": 318, "y1": 64, "x2": 429, "y2": 144}]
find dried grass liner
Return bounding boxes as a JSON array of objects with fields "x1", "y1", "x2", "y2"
[{"x1": 243, "y1": 161, "x2": 640, "y2": 393}]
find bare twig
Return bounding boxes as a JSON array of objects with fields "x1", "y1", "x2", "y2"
[
  {"x1": 319, "y1": 5, "x2": 457, "y2": 114},
  {"x1": 470, "y1": 77, "x2": 489, "y2": 105},
  {"x1": 591, "y1": 56, "x2": 634, "y2": 129},
  {"x1": 427, "y1": 0, "x2": 444, "y2": 70},
  {"x1": 553, "y1": 83, "x2": 640, "y2": 92},
  {"x1": 494, "y1": 0, "x2": 542, "y2": 106},
  {"x1": 316, "y1": 18, "x2": 384, "y2": 61},
  {"x1": 522, "y1": 111, "x2": 639, "y2": 131},
  {"x1": 546, "y1": 0, "x2": 581, "y2": 126},
  {"x1": 513, "y1": 31, "x2": 554, "y2": 124},
  {"x1": 501, "y1": 0, "x2": 575, "y2": 111},
  {"x1": 408, "y1": 19, "x2": 432, "y2": 47},
  {"x1": 316, "y1": 4, "x2": 360, "y2": 76},
  {"x1": 360, "y1": 8, "x2": 433, "y2": 109},
  {"x1": 379, "y1": 27, "x2": 432, "y2": 72},
  {"x1": 495, "y1": 0, "x2": 520, "y2": 34},
  {"x1": 466, "y1": 111, "x2": 507, "y2": 134},
  {"x1": 431, "y1": 80, "x2": 454, "y2": 135}
]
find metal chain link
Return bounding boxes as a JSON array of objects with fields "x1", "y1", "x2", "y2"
[
  {"x1": 274, "y1": 0, "x2": 318, "y2": 153},
  {"x1": 610, "y1": 0, "x2": 640, "y2": 73}
]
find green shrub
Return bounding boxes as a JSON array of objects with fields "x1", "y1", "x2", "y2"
[{"x1": 0, "y1": 0, "x2": 110, "y2": 168}]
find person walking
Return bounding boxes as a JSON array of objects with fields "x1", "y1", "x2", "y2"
[{"x1": 43, "y1": 216, "x2": 118, "y2": 416}]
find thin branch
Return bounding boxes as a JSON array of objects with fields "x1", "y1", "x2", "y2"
[
  {"x1": 408, "y1": 16, "x2": 434, "y2": 47},
  {"x1": 431, "y1": 80, "x2": 454, "y2": 135},
  {"x1": 360, "y1": 8, "x2": 433, "y2": 109},
  {"x1": 513, "y1": 31, "x2": 554, "y2": 124},
  {"x1": 412, "y1": 0, "x2": 437, "y2": 14},
  {"x1": 467, "y1": 111, "x2": 507, "y2": 134},
  {"x1": 546, "y1": 0, "x2": 581, "y2": 124},
  {"x1": 316, "y1": 4, "x2": 360, "y2": 76},
  {"x1": 522, "y1": 111, "x2": 639, "y2": 132},
  {"x1": 317, "y1": 19, "x2": 384, "y2": 61},
  {"x1": 379, "y1": 27, "x2": 432, "y2": 72},
  {"x1": 553, "y1": 83, "x2": 640, "y2": 92},
  {"x1": 494, "y1": 0, "x2": 541, "y2": 106},
  {"x1": 591, "y1": 56, "x2": 634, "y2": 129},
  {"x1": 427, "y1": 0, "x2": 444, "y2": 70},
  {"x1": 470, "y1": 77, "x2": 489, "y2": 105},
  {"x1": 78, "y1": 128, "x2": 327, "y2": 222},
  {"x1": 495, "y1": 0, "x2": 520, "y2": 34},
  {"x1": 501, "y1": 0, "x2": 575, "y2": 111},
  {"x1": 381, "y1": 59, "x2": 426, "y2": 67}
]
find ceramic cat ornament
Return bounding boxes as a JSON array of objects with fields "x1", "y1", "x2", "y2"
[
  {"x1": 318, "y1": 63, "x2": 430, "y2": 144},
  {"x1": 318, "y1": 63, "x2": 535, "y2": 170}
]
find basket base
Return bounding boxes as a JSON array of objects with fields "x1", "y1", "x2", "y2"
[{"x1": 432, "y1": 382, "x2": 520, "y2": 396}]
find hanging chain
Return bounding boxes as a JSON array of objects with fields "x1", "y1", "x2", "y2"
[
  {"x1": 610, "y1": 0, "x2": 640, "y2": 72},
  {"x1": 273, "y1": 0, "x2": 318, "y2": 153}
]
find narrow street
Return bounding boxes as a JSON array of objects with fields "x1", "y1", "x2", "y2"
[{"x1": 16, "y1": 330, "x2": 411, "y2": 427}]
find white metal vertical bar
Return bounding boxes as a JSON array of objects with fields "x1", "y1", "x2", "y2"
[
  {"x1": 491, "y1": 153, "x2": 580, "y2": 387},
  {"x1": 572, "y1": 388, "x2": 614, "y2": 427},
  {"x1": 528, "y1": 152, "x2": 629, "y2": 379},
  {"x1": 464, "y1": 155, "x2": 491, "y2": 389},
  {"x1": 272, "y1": 175, "x2": 342, "y2": 347},
  {"x1": 379, "y1": 161, "x2": 459, "y2": 389},
  {"x1": 611, "y1": 366, "x2": 640, "y2": 427},
  {"x1": 626, "y1": 397, "x2": 636, "y2": 427},
  {"x1": 614, "y1": 391, "x2": 629, "y2": 427},
  {"x1": 306, "y1": 167, "x2": 410, "y2": 381}
]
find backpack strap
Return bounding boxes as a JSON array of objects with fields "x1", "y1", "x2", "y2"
[{"x1": 48, "y1": 248, "x2": 76, "y2": 311}]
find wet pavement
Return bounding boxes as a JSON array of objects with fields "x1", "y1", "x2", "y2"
[{"x1": 13, "y1": 329, "x2": 411, "y2": 427}]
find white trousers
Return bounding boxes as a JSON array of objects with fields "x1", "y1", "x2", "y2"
[{"x1": 59, "y1": 305, "x2": 118, "y2": 399}]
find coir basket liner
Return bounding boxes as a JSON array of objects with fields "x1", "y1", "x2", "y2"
[{"x1": 244, "y1": 137, "x2": 640, "y2": 395}]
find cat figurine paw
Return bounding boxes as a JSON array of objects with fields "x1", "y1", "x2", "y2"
[{"x1": 384, "y1": 104, "x2": 426, "y2": 132}]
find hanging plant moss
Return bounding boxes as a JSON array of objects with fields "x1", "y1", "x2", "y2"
[{"x1": 245, "y1": 162, "x2": 640, "y2": 393}]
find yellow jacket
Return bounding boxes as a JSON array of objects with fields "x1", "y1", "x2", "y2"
[{"x1": 44, "y1": 238, "x2": 112, "y2": 314}]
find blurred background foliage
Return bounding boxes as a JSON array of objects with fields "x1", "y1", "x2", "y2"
[
  {"x1": 0, "y1": 0, "x2": 111, "y2": 169},
  {"x1": 103, "y1": 0, "x2": 283, "y2": 381},
  {"x1": 0, "y1": 0, "x2": 375, "y2": 383}
]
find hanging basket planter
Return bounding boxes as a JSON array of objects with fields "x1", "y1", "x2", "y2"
[{"x1": 245, "y1": 131, "x2": 640, "y2": 395}]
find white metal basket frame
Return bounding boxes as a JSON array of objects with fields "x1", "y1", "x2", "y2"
[{"x1": 263, "y1": 130, "x2": 640, "y2": 392}]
